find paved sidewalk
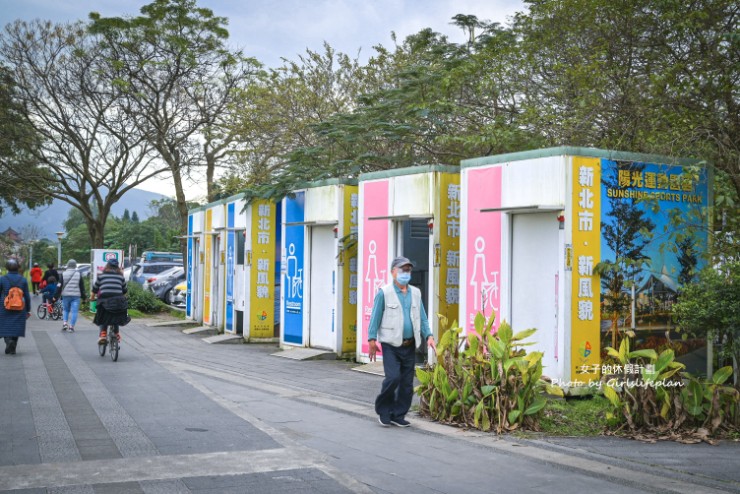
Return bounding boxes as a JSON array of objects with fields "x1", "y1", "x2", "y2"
[
  {"x1": 0, "y1": 312, "x2": 738, "y2": 493},
  {"x1": 128, "y1": 315, "x2": 740, "y2": 492}
]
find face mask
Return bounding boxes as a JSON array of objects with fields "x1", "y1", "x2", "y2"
[{"x1": 396, "y1": 272, "x2": 411, "y2": 285}]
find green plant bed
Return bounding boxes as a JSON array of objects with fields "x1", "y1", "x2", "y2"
[
  {"x1": 415, "y1": 313, "x2": 563, "y2": 433},
  {"x1": 539, "y1": 396, "x2": 610, "y2": 436},
  {"x1": 127, "y1": 283, "x2": 168, "y2": 313}
]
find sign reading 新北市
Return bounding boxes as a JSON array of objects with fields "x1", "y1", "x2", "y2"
[
  {"x1": 438, "y1": 173, "x2": 460, "y2": 337},
  {"x1": 571, "y1": 157, "x2": 601, "y2": 385},
  {"x1": 341, "y1": 186, "x2": 359, "y2": 353},
  {"x1": 251, "y1": 200, "x2": 276, "y2": 339}
]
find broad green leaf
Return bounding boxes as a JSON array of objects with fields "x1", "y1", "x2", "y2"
[
  {"x1": 628, "y1": 349, "x2": 658, "y2": 361},
  {"x1": 482, "y1": 385, "x2": 496, "y2": 397},
  {"x1": 498, "y1": 321, "x2": 513, "y2": 344},
  {"x1": 446, "y1": 388, "x2": 460, "y2": 404},
  {"x1": 682, "y1": 380, "x2": 704, "y2": 416},
  {"x1": 474, "y1": 312, "x2": 486, "y2": 334},
  {"x1": 545, "y1": 384, "x2": 564, "y2": 397},
  {"x1": 603, "y1": 385, "x2": 621, "y2": 408},
  {"x1": 655, "y1": 349, "x2": 675, "y2": 373},
  {"x1": 509, "y1": 409, "x2": 521, "y2": 423},
  {"x1": 486, "y1": 312, "x2": 496, "y2": 333},
  {"x1": 513, "y1": 328, "x2": 537, "y2": 341},
  {"x1": 712, "y1": 366, "x2": 733, "y2": 385},
  {"x1": 524, "y1": 397, "x2": 546, "y2": 416},
  {"x1": 474, "y1": 399, "x2": 484, "y2": 427},
  {"x1": 490, "y1": 339, "x2": 506, "y2": 360},
  {"x1": 618, "y1": 338, "x2": 629, "y2": 363},
  {"x1": 482, "y1": 412, "x2": 491, "y2": 431},
  {"x1": 415, "y1": 368, "x2": 431, "y2": 385}
]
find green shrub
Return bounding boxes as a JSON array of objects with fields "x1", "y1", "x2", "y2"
[
  {"x1": 126, "y1": 282, "x2": 167, "y2": 313},
  {"x1": 415, "y1": 312, "x2": 563, "y2": 433},
  {"x1": 602, "y1": 337, "x2": 739, "y2": 439}
]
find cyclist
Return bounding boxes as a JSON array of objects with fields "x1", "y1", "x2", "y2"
[
  {"x1": 91, "y1": 259, "x2": 129, "y2": 344},
  {"x1": 39, "y1": 276, "x2": 58, "y2": 310}
]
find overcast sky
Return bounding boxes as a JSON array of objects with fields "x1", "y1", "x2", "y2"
[
  {"x1": 1, "y1": 0, "x2": 525, "y2": 67},
  {"x1": 0, "y1": 0, "x2": 526, "y2": 200}
]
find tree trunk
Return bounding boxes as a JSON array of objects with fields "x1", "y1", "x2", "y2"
[
  {"x1": 206, "y1": 154, "x2": 216, "y2": 203},
  {"x1": 171, "y1": 166, "x2": 189, "y2": 260}
]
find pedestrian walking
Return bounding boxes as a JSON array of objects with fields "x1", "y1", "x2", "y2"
[
  {"x1": 0, "y1": 259, "x2": 32, "y2": 355},
  {"x1": 59, "y1": 259, "x2": 86, "y2": 332},
  {"x1": 30, "y1": 263, "x2": 43, "y2": 295},
  {"x1": 42, "y1": 262, "x2": 61, "y2": 287},
  {"x1": 368, "y1": 256, "x2": 436, "y2": 427}
]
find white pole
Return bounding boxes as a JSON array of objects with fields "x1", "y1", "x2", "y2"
[{"x1": 631, "y1": 284, "x2": 636, "y2": 330}]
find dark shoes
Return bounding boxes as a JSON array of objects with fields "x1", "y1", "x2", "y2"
[
  {"x1": 390, "y1": 417, "x2": 411, "y2": 427},
  {"x1": 378, "y1": 415, "x2": 411, "y2": 427},
  {"x1": 4, "y1": 340, "x2": 17, "y2": 355}
]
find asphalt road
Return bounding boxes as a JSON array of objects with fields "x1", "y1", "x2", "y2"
[{"x1": 1, "y1": 313, "x2": 738, "y2": 494}]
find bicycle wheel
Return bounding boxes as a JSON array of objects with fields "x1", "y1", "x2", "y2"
[
  {"x1": 51, "y1": 304, "x2": 62, "y2": 320},
  {"x1": 98, "y1": 336, "x2": 107, "y2": 356},
  {"x1": 36, "y1": 304, "x2": 48, "y2": 320},
  {"x1": 109, "y1": 326, "x2": 119, "y2": 362}
]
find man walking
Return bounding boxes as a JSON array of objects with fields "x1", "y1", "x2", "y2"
[{"x1": 368, "y1": 256, "x2": 436, "y2": 427}]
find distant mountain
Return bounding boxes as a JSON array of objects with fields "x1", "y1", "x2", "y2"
[{"x1": 0, "y1": 188, "x2": 170, "y2": 241}]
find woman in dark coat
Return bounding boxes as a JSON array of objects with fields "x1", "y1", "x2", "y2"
[
  {"x1": 92, "y1": 259, "x2": 129, "y2": 344},
  {"x1": 0, "y1": 259, "x2": 32, "y2": 355}
]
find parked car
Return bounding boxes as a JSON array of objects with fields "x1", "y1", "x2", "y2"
[
  {"x1": 129, "y1": 261, "x2": 182, "y2": 285},
  {"x1": 168, "y1": 281, "x2": 186, "y2": 307},
  {"x1": 76, "y1": 263, "x2": 92, "y2": 279},
  {"x1": 140, "y1": 251, "x2": 183, "y2": 263},
  {"x1": 145, "y1": 266, "x2": 185, "y2": 301}
]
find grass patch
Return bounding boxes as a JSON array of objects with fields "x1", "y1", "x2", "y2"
[
  {"x1": 128, "y1": 309, "x2": 145, "y2": 318},
  {"x1": 538, "y1": 395, "x2": 609, "y2": 436}
]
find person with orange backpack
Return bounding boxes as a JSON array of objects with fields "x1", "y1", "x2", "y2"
[{"x1": 0, "y1": 258, "x2": 31, "y2": 355}]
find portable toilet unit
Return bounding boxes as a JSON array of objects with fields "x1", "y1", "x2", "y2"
[
  {"x1": 356, "y1": 165, "x2": 461, "y2": 363},
  {"x1": 280, "y1": 179, "x2": 359, "y2": 355},
  {"x1": 222, "y1": 194, "x2": 280, "y2": 341},
  {"x1": 186, "y1": 207, "x2": 205, "y2": 322},
  {"x1": 201, "y1": 200, "x2": 227, "y2": 329},
  {"x1": 460, "y1": 146, "x2": 710, "y2": 389}
]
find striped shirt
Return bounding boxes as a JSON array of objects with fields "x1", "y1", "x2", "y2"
[{"x1": 93, "y1": 272, "x2": 127, "y2": 297}]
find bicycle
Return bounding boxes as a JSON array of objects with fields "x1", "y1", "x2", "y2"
[
  {"x1": 98, "y1": 325, "x2": 120, "y2": 362},
  {"x1": 36, "y1": 300, "x2": 62, "y2": 320}
]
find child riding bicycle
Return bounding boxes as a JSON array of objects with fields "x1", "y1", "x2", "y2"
[{"x1": 39, "y1": 276, "x2": 58, "y2": 310}]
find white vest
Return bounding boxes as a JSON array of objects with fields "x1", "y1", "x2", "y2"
[{"x1": 378, "y1": 283, "x2": 422, "y2": 348}]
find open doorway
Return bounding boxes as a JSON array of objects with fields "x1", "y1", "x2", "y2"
[{"x1": 394, "y1": 218, "x2": 431, "y2": 363}]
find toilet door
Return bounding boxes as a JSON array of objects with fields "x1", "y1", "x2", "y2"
[
  {"x1": 510, "y1": 212, "x2": 559, "y2": 374},
  {"x1": 308, "y1": 226, "x2": 335, "y2": 349}
]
